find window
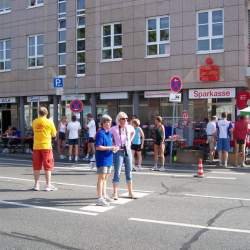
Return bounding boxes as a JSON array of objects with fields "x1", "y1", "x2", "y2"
[
  {"x1": 76, "y1": 0, "x2": 85, "y2": 75},
  {"x1": 197, "y1": 9, "x2": 224, "y2": 53},
  {"x1": 0, "y1": 39, "x2": 11, "y2": 71},
  {"x1": 102, "y1": 23, "x2": 122, "y2": 61},
  {"x1": 146, "y1": 16, "x2": 170, "y2": 57},
  {"x1": 58, "y1": 0, "x2": 67, "y2": 76},
  {"x1": 27, "y1": 35, "x2": 44, "y2": 68},
  {"x1": 28, "y1": 0, "x2": 44, "y2": 7},
  {"x1": 0, "y1": 0, "x2": 11, "y2": 14}
]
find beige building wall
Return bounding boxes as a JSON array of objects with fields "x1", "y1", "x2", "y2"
[{"x1": 0, "y1": 0, "x2": 248, "y2": 97}]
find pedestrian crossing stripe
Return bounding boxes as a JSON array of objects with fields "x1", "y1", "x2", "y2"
[{"x1": 79, "y1": 192, "x2": 150, "y2": 213}]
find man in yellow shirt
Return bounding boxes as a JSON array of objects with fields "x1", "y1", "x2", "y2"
[{"x1": 32, "y1": 107, "x2": 57, "y2": 191}]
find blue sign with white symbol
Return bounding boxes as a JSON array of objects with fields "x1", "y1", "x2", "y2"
[
  {"x1": 170, "y1": 75, "x2": 182, "y2": 93},
  {"x1": 53, "y1": 77, "x2": 64, "y2": 88}
]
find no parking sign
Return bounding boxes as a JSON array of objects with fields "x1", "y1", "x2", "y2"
[{"x1": 70, "y1": 99, "x2": 84, "y2": 113}]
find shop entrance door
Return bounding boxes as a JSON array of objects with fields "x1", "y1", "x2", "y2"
[{"x1": 1, "y1": 110, "x2": 11, "y2": 133}]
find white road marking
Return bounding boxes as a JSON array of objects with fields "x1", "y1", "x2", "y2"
[
  {"x1": 0, "y1": 176, "x2": 154, "y2": 193},
  {"x1": 133, "y1": 172, "x2": 237, "y2": 180},
  {"x1": 185, "y1": 193, "x2": 250, "y2": 202},
  {"x1": 129, "y1": 218, "x2": 250, "y2": 234},
  {"x1": 205, "y1": 176, "x2": 236, "y2": 180},
  {"x1": 0, "y1": 200, "x2": 97, "y2": 216},
  {"x1": 80, "y1": 204, "x2": 116, "y2": 213},
  {"x1": 209, "y1": 171, "x2": 245, "y2": 176},
  {"x1": 80, "y1": 192, "x2": 150, "y2": 212}
]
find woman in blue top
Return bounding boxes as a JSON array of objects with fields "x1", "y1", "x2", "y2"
[
  {"x1": 95, "y1": 115, "x2": 119, "y2": 206},
  {"x1": 131, "y1": 119, "x2": 145, "y2": 171}
]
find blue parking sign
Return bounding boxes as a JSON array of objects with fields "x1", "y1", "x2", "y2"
[{"x1": 53, "y1": 77, "x2": 64, "y2": 88}]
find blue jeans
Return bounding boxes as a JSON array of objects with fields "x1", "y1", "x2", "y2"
[{"x1": 112, "y1": 149, "x2": 132, "y2": 184}]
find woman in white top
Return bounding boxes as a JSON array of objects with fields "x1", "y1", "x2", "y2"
[{"x1": 57, "y1": 116, "x2": 67, "y2": 159}]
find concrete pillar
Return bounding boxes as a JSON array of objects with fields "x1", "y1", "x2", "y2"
[
  {"x1": 19, "y1": 96, "x2": 25, "y2": 136},
  {"x1": 183, "y1": 90, "x2": 192, "y2": 146},
  {"x1": 53, "y1": 95, "x2": 59, "y2": 128},
  {"x1": 90, "y1": 93, "x2": 96, "y2": 119},
  {"x1": 132, "y1": 92, "x2": 139, "y2": 117}
]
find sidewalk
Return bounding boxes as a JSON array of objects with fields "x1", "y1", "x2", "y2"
[{"x1": 0, "y1": 151, "x2": 249, "y2": 170}]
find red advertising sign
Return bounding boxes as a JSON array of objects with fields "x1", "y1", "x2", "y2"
[
  {"x1": 199, "y1": 57, "x2": 220, "y2": 82},
  {"x1": 236, "y1": 91, "x2": 250, "y2": 109},
  {"x1": 70, "y1": 99, "x2": 84, "y2": 113}
]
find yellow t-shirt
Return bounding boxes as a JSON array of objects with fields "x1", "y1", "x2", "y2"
[{"x1": 32, "y1": 117, "x2": 57, "y2": 150}]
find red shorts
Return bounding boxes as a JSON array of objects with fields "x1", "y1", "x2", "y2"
[{"x1": 32, "y1": 149, "x2": 54, "y2": 171}]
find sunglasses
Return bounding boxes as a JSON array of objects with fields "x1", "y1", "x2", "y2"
[{"x1": 120, "y1": 118, "x2": 128, "y2": 121}]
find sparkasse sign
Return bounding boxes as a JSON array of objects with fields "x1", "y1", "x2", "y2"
[{"x1": 189, "y1": 88, "x2": 235, "y2": 99}]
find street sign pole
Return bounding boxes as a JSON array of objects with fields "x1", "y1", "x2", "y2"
[{"x1": 169, "y1": 103, "x2": 176, "y2": 167}]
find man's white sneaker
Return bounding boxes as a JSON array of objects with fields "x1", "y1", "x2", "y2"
[
  {"x1": 89, "y1": 156, "x2": 95, "y2": 162},
  {"x1": 45, "y1": 185, "x2": 58, "y2": 192},
  {"x1": 96, "y1": 198, "x2": 109, "y2": 206},
  {"x1": 32, "y1": 185, "x2": 40, "y2": 191},
  {"x1": 151, "y1": 166, "x2": 158, "y2": 171},
  {"x1": 60, "y1": 155, "x2": 65, "y2": 160},
  {"x1": 159, "y1": 167, "x2": 166, "y2": 172}
]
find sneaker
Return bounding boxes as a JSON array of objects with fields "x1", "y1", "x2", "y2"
[
  {"x1": 89, "y1": 156, "x2": 95, "y2": 162},
  {"x1": 69, "y1": 156, "x2": 72, "y2": 161},
  {"x1": 60, "y1": 155, "x2": 65, "y2": 160},
  {"x1": 75, "y1": 156, "x2": 78, "y2": 162},
  {"x1": 32, "y1": 184, "x2": 40, "y2": 191},
  {"x1": 151, "y1": 165, "x2": 158, "y2": 171},
  {"x1": 96, "y1": 198, "x2": 109, "y2": 206},
  {"x1": 45, "y1": 185, "x2": 58, "y2": 192},
  {"x1": 104, "y1": 196, "x2": 113, "y2": 202},
  {"x1": 132, "y1": 166, "x2": 137, "y2": 172},
  {"x1": 137, "y1": 166, "x2": 142, "y2": 171},
  {"x1": 159, "y1": 166, "x2": 166, "y2": 172},
  {"x1": 83, "y1": 155, "x2": 89, "y2": 160}
]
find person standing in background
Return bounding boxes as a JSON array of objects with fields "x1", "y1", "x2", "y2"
[
  {"x1": 234, "y1": 115, "x2": 249, "y2": 167},
  {"x1": 217, "y1": 112, "x2": 233, "y2": 167},
  {"x1": 32, "y1": 107, "x2": 57, "y2": 191},
  {"x1": 206, "y1": 116, "x2": 217, "y2": 163},
  {"x1": 84, "y1": 113, "x2": 96, "y2": 161},
  {"x1": 131, "y1": 119, "x2": 145, "y2": 171},
  {"x1": 152, "y1": 116, "x2": 165, "y2": 171},
  {"x1": 57, "y1": 116, "x2": 67, "y2": 159},
  {"x1": 67, "y1": 115, "x2": 81, "y2": 162}
]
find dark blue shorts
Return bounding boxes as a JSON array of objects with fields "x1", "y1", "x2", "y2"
[
  {"x1": 217, "y1": 138, "x2": 230, "y2": 152},
  {"x1": 68, "y1": 139, "x2": 79, "y2": 145}
]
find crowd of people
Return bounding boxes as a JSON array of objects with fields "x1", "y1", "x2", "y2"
[
  {"x1": 206, "y1": 112, "x2": 249, "y2": 168},
  {"x1": 21, "y1": 106, "x2": 249, "y2": 207}
]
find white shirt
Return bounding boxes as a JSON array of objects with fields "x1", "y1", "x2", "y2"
[
  {"x1": 217, "y1": 119, "x2": 232, "y2": 139},
  {"x1": 67, "y1": 121, "x2": 81, "y2": 139},
  {"x1": 206, "y1": 121, "x2": 216, "y2": 136},
  {"x1": 87, "y1": 119, "x2": 96, "y2": 138}
]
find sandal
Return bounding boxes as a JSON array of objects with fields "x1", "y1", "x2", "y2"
[{"x1": 112, "y1": 194, "x2": 119, "y2": 200}]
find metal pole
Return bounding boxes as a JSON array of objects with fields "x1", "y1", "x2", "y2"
[{"x1": 169, "y1": 102, "x2": 176, "y2": 167}]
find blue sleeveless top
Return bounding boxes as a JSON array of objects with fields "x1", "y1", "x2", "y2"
[{"x1": 132, "y1": 127, "x2": 141, "y2": 145}]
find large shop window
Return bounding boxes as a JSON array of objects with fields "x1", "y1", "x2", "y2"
[
  {"x1": 102, "y1": 23, "x2": 123, "y2": 61},
  {"x1": 146, "y1": 16, "x2": 170, "y2": 57},
  {"x1": 197, "y1": 9, "x2": 224, "y2": 53},
  {"x1": 0, "y1": 39, "x2": 11, "y2": 71},
  {"x1": 27, "y1": 34, "x2": 44, "y2": 68}
]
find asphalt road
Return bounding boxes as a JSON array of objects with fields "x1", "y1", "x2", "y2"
[{"x1": 0, "y1": 157, "x2": 250, "y2": 250}]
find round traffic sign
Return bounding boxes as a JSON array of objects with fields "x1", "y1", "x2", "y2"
[
  {"x1": 170, "y1": 75, "x2": 182, "y2": 93},
  {"x1": 70, "y1": 99, "x2": 84, "y2": 113}
]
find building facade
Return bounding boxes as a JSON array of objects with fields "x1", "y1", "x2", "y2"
[{"x1": 0, "y1": 0, "x2": 249, "y2": 142}]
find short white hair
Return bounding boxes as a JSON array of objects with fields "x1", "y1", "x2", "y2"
[
  {"x1": 100, "y1": 114, "x2": 112, "y2": 126},
  {"x1": 116, "y1": 111, "x2": 128, "y2": 125}
]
